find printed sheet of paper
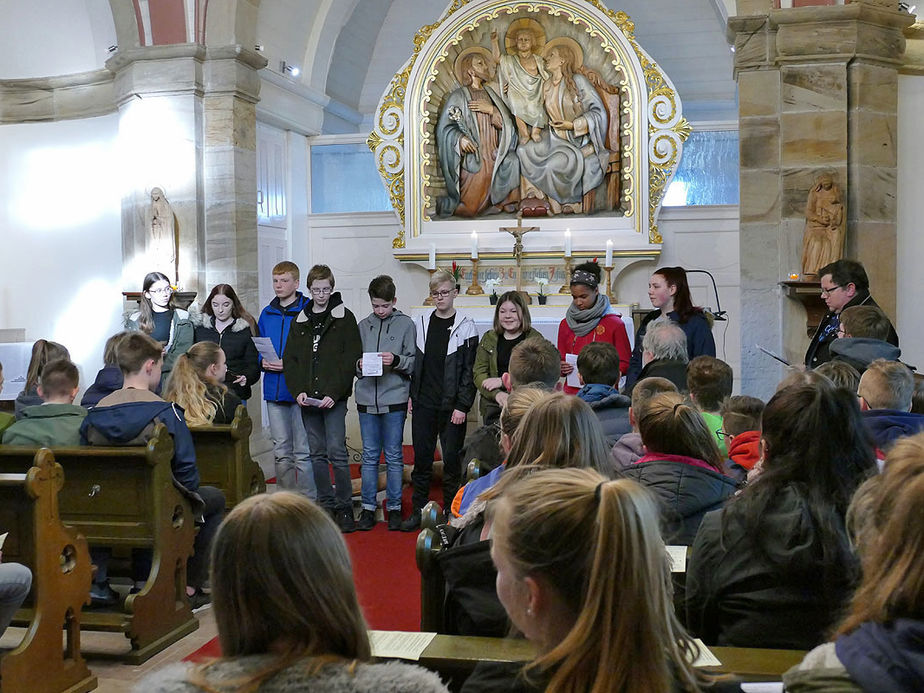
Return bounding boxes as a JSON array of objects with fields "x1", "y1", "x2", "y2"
[
  {"x1": 691, "y1": 639, "x2": 722, "y2": 667},
  {"x1": 565, "y1": 353, "x2": 581, "y2": 389},
  {"x1": 667, "y1": 545, "x2": 687, "y2": 573},
  {"x1": 302, "y1": 397, "x2": 325, "y2": 407},
  {"x1": 368, "y1": 630, "x2": 437, "y2": 661},
  {"x1": 0, "y1": 532, "x2": 7, "y2": 550},
  {"x1": 252, "y1": 337, "x2": 280, "y2": 364},
  {"x1": 740, "y1": 684, "x2": 784, "y2": 693},
  {"x1": 362, "y1": 352, "x2": 384, "y2": 376}
]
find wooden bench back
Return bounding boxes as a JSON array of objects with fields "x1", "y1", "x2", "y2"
[
  {"x1": 189, "y1": 405, "x2": 265, "y2": 509},
  {"x1": 0, "y1": 451, "x2": 96, "y2": 693}
]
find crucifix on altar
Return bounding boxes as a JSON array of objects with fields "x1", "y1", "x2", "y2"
[{"x1": 500, "y1": 213, "x2": 539, "y2": 299}]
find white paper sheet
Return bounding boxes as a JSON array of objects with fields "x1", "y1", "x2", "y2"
[
  {"x1": 362, "y1": 352, "x2": 384, "y2": 376},
  {"x1": 565, "y1": 353, "x2": 581, "y2": 389},
  {"x1": 667, "y1": 545, "x2": 687, "y2": 573},
  {"x1": 301, "y1": 396, "x2": 325, "y2": 407},
  {"x1": 252, "y1": 337, "x2": 280, "y2": 363},
  {"x1": 368, "y1": 630, "x2": 437, "y2": 661},
  {"x1": 0, "y1": 532, "x2": 7, "y2": 550},
  {"x1": 740, "y1": 684, "x2": 783, "y2": 693},
  {"x1": 691, "y1": 639, "x2": 722, "y2": 667}
]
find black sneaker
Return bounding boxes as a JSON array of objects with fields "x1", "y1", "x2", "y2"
[
  {"x1": 189, "y1": 590, "x2": 211, "y2": 611},
  {"x1": 400, "y1": 509, "x2": 421, "y2": 532},
  {"x1": 388, "y1": 510, "x2": 402, "y2": 531},
  {"x1": 357, "y1": 509, "x2": 376, "y2": 531},
  {"x1": 338, "y1": 508, "x2": 356, "y2": 533}
]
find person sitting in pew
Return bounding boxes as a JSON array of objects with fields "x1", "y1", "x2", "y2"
[
  {"x1": 138, "y1": 492, "x2": 449, "y2": 693},
  {"x1": 687, "y1": 372, "x2": 876, "y2": 649},
  {"x1": 163, "y1": 342, "x2": 241, "y2": 426},
  {"x1": 574, "y1": 342, "x2": 631, "y2": 445},
  {"x1": 461, "y1": 467, "x2": 735, "y2": 692},
  {"x1": 0, "y1": 548, "x2": 31, "y2": 638},
  {"x1": 80, "y1": 332, "x2": 224, "y2": 608},
  {"x1": 2, "y1": 359, "x2": 86, "y2": 447},
  {"x1": 610, "y1": 376, "x2": 679, "y2": 471},
  {"x1": 784, "y1": 431, "x2": 924, "y2": 692},
  {"x1": 14, "y1": 339, "x2": 70, "y2": 418},
  {"x1": 814, "y1": 359, "x2": 861, "y2": 394},
  {"x1": 81, "y1": 331, "x2": 129, "y2": 409},
  {"x1": 0, "y1": 362, "x2": 17, "y2": 437},
  {"x1": 718, "y1": 395, "x2": 764, "y2": 483},
  {"x1": 686, "y1": 356, "x2": 734, "y2": 458}
]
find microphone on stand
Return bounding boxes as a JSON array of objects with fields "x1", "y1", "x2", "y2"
[{"x1": 685, "y1": 269, "x2": 727, "y2": 322}]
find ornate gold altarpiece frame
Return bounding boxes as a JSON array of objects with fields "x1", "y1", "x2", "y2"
[{"x1": 368, "y1": 0, "x2": 690, "y2": 267}]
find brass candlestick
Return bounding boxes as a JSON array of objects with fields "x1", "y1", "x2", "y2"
[
  {"x1": 604, "y1": 264, "x2": 615, "y2": 303},
  {"x1": 423, "y1": 268, "x2": 436, "y2": 305},
  {"x1": 466, "y1": 259, "x2": 483, "y2": 295},
  {"x1": 559, "y1": 256, "x2": 573, "y2": 294}
]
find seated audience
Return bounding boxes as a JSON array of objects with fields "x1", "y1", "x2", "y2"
[
  {"x1": 719, "y1": 395, "x2": 764, "y2": 481},
  {"x1": 81, "y1": 332, "x2": 129, "y2": 409},
  {"x1": 686, "y1": 355, "x2": 734, "y2": 457},
  {"x1": 80, "y1": 332, "x2": 224, "y2": 608},
  {"x1": 815, "y1": 359, "x2": 861, "y2": 394},
  {"x1": 830, "y1": 304, "x2": 902, "y2": 374},
  {"x1": 914, "y1": 373, "x2": 924, "y2": 415},
  {"x1": 805, "y1": 259, "x2": 898, "y2": 369},
  {"x1": 622, "y1": 392, "x2": 739, "y2": 544},
  {"x1": 784, "y1": 432, "x2": 924, "y2": 692},
  {"x1": 0, "y1": 551, "x2": 31, "y2": 638},
  {"x1": 473, "y1": 291, "x2": 542, "y2": 426},
  {"x1": 139, "y1": 492, "x2": 448, "y2": 693},
  {"x1": 687, "y1": 373, "x2": 876, "y2": 649},
  {"x1": 0, "y1": 362, "x2": 14, "y2": 436},
  {"x1": 859, "y1": 358, "x2": 924, "y2": 453},
  {"x1": 462, "y1": 468, "x2": 731, "y2": 693},
  {"x1": 192, "y1": 284, "x2": 260, "y2": 401},
  {"x1": 624, "y1": 320, "x2": 688, "y2": 396},
  {"x1": 451, "y1": 387, "x2": 546, "y2": 519},
  {"x1": 14, "y1": 339, "x2": 70, "y2": 418},
  {"x1": 610, "y1": 376, "x2": 679, "y2": 471},
  {"x1": 575, "y1": 342, "x2": 631, "y2": 444},
  {"x1": 461, "y1": 336, "x2": 561, "y2": 473},
  {"x1": 2, "y1": 359, "x2": 86, "y2": 446},
  {"x1": 163, "y1": 342, "x2": 242, "y2": 426}
]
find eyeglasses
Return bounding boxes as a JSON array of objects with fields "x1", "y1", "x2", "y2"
[
  {"x1": 715, "y1": 429, "x2": 732, "y2": 440},
  {"x1": 310, "y1": 288, "x2": 332, "y2": 295},
  {"x1": 430, "y1": 290, "x2": 454, "y2": 298},
  {"x1": 148, "y1": 287, "x2": 173, "y2": 295},
  {"x1": 820, "y1": 285, "x2": 843, "y2": 297}
]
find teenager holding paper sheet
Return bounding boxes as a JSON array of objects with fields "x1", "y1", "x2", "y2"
[{"x1": 354, "y1": 275, "x2": 416, "y2": 531}]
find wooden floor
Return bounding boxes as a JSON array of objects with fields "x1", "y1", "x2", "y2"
[{"x1": 0, "y1": 606, "x2": 217, "y2": 692}]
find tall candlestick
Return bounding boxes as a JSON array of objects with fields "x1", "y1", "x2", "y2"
[
  {"x1": 471, "y1": 231, "x2": 478, "y2": 260},
  {"x1": 605, "y1": 239, "x2": 613, "y2": 267},
  {"x1": 564, "y1": 229, "x2": 572, "y2": 257},
  {"x1": 428, "y1": 244, "x2": 436, "y2": 270}
]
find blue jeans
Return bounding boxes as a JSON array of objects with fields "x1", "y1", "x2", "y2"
[
  {"x1": 302, "y1": 400, "x2": 352, "y2": 511},
  {"x1": 359, "y1": 409, "x2": 407, "y2": 511},
  {"x1": 266, "y1": 401, "x2": 316, "y2": 499}
]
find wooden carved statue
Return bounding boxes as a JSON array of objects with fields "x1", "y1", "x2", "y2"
[
  {"x1": 148, "y1": 187, "x2": 177, "y2": 283},
  {"x1": 800, "y1": 171, "x2": 845, "y2": 278}
]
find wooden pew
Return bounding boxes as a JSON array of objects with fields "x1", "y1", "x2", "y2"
[
  {"x1": 0, "y1": 425, "x2": 198, "y2": 664},
  {"x1": 0, "y1": 450, "x2": 96, "y2": 693},
  {"x1": 189, "y1": 405, "x2": 265, "y2": 509}
]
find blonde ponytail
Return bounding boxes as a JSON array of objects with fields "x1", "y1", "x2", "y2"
[{"x1": 163, "y1": 344, "x2": 223, "y2": 425}]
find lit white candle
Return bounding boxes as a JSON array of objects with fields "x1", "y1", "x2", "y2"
[
  {"x1": 428, "y1": 244, "x2": 436, "y2": 270},
  {"x1": 605, "y1": 239, "x2": 613, "y2": 267},
  {"x1": 564, "y1": 229, "x2": 572, "y2": 257},
  {"x1": 471, "y1": 231, "x2": 478, "y2": 260}
]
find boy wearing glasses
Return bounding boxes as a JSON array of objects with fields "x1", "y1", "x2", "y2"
[
  {"x1": 686, "y1": 355, "x2": 734, "y2": 457},
  {"x1": 401, "y1": 269, "x2": 478, "y2": 531},
  {"x1": 283, "y1": 264, "x2": 362, "y2": 533}
]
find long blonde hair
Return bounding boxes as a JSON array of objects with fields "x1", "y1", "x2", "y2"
[
  {"x1": 491, "y1": 468, "x2": 712, "y2": 693},
  {"x1": 163, "y1": 342, "x2": 226, "y2": 426},
  {"x1": 191, "y1": 492, "x2": 370, "y2": 692},
  {"x1": 25, "y1": 339, "x2": 70, "y2": 391}
]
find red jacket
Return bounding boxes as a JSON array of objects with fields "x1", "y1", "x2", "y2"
[{"x1": 557, "y1": 313, "x2": 631, "y2": 394}]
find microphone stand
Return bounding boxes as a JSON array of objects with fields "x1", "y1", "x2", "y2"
[{"x1": 685, "y1": 269, "x2": 727, "y2": 322}]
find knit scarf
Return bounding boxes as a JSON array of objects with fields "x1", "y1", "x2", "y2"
[{"x1": 565, "y1": 292, "x2": 611, "y2": 337}]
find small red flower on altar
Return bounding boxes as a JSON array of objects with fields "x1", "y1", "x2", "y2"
[
  {"x1": 450, "y1": 261, "x2": 463, "y2": 284},
  {"x1": 592, "y1": 257, "x2": 598, "y2": 264}
]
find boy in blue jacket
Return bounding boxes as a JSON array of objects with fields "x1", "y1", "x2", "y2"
[
  {"x1": 80, "y1": 332, "x2": 224, "y2": 608},
  {"x1": 257, "y1": 261, "x2": 315, "y2": 499}
]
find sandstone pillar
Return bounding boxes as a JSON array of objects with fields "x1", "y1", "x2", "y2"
[{"x1": 730, "y1": 1, "x2": 912, "y2": 396}]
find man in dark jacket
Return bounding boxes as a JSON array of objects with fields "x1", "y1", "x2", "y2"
[
  {"x1": 575, "y1": 341, "x2": 631, "y2": 445},
  {"x1": 79, "y1": 332, "x2": 224, "y2": 607},
  {"x1": 283, "y1": 264, "x2": 362, "y2": 533},
  {"x1": 858, "y1": 358, "x2": 924, "y2": 452},
  {"x1": 623, "y1": 319, "x2": 689, "y2": 396},
  {"x1": 805, "y1": 259, "x2": 898, "y2": 369}
]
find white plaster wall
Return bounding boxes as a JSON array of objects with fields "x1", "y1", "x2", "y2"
[
  {"x1": 0, "y1": 0, "x2": 115, "y2": 79},
  {"x1": 0, "y1": 115, "x2": 123, "y2": 394},
  {"x1": 897, "y1": 74, "x2": 924, "y2": 370}
]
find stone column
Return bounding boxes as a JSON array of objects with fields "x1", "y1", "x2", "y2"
[
  {"x1": 730, "y1": 0, "x2": 912, "y2": 396},
  {"x1": 108, "y1": 45, "x2": 266, "y2": 308}
]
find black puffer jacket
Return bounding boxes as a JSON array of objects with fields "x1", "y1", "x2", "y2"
[
  {"x1": 192, "y1": 310, "x2": 260, "y2": 400},
  {"x1": 621, "y1": 454, "x2": 739, "y2": 544}
]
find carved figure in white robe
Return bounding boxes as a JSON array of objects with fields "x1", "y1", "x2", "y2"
[
  {"x1": 148, "y1": 187, "x2": 176, "y2": 281},
  {"x1": 491, "y1": 25, "x2": 549, "y2": 145}
]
